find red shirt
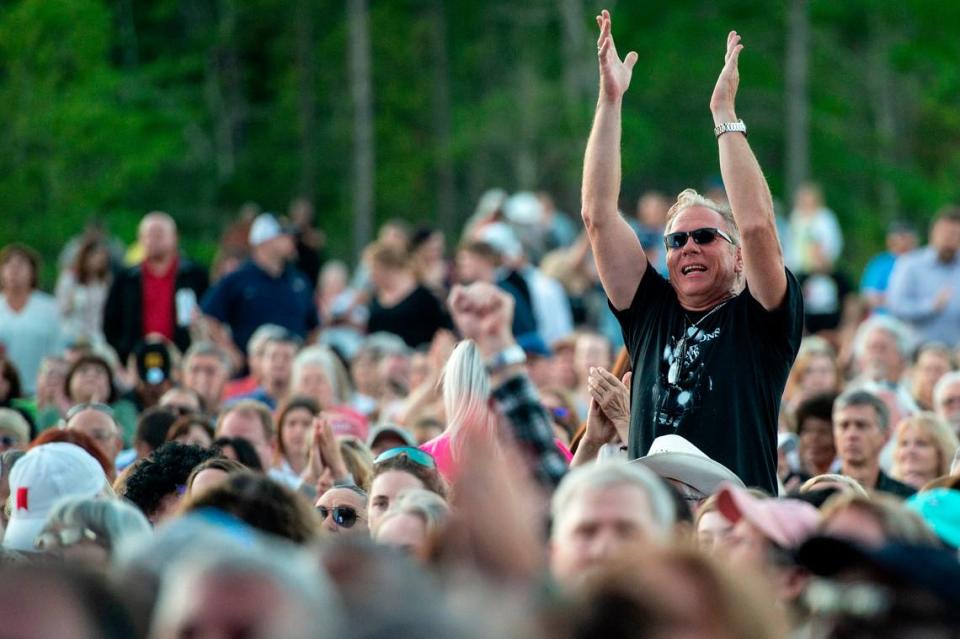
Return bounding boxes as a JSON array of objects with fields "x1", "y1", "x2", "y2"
[{"x1": 141, "y1": 258, "x2": 177, "y2": 340}]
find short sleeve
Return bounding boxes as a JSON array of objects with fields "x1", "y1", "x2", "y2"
[
  {"x1": 200, "y1": 276, "x2": 233, "y2": 323},
  {"x1": 746, "y1": 268, "x2": 804, "y2": 358},
  {"x1": 608, "y1": 267, "x2": 673, "y2": 356}
]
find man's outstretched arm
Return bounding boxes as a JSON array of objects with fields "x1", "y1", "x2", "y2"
[
  {"x1": 711, "y1": 31, "x2": 786, "y2": 311},
  {"x1": 581, "y1": 9, "x2": 647, "y2": 311}
]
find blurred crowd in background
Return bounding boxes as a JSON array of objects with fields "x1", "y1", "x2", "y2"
[{"x1": 0, "y1": 181, "x2": 958, "y2": 638}]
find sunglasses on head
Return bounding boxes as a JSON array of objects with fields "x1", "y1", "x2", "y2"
[
  {"x1": 663, "y1": 227, "x2": 735, "y2": 250},
  {"x1": 373, "y1": 446, "x2": 436, "y2": 469},
  {"x1": 317, "y1": 505, "x2": 361, "y2": 528}
]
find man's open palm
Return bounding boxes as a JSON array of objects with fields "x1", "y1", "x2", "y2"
[{"x1": 597, "y1": 10, "x2": 638, "y2": 101}]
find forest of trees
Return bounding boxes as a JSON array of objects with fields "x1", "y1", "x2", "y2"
[{"x1": 3, "y1": 0, "x2": 960, "y2": 281}]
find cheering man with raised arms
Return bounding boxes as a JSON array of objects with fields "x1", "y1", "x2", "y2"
[{"x1": 581, "y1": 10, "x2": 803, "y2": 493}]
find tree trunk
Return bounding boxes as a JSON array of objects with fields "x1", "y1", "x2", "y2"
[
  {"x1": 348, "y1": 0, "x2": 375, "y2": 258},
  {"x1": 784, "y1": 0, "x2": 810, "y2": 200},
  {"x1": 296, "y1": 0, "x2": 318, "y2": 200},
  {"x1": 116, "y1": 0, "x2": 139, "y2": 69},
  {"x1": 428, "y1": 0, "x2": 456, "y2": 238},
  {"x1": 868, "y1": 13, "x2": 899, "y2": 222},
  {"x1": 557, "y1": 0, "x2": 591, "y2": 123}
]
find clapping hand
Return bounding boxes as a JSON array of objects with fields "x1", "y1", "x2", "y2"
[
  {"x1": 710, "y1": 30, "x2": 743, "y2": 123},
  {"x1": 586, "y1": 368, "x2": 632, "y2": 444},
  {"x1": 596, "y1": 9, "x2": 638, "y2": 102}
]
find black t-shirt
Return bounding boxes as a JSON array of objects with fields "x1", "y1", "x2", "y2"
[
  {"x1": 612, "y1": 268, "x2": 803, "y2": 493},
  {"x1": 367, "y1": 285, "x2": 453, "y2": 348}
]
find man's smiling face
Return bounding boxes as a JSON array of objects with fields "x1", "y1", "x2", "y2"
[{"x1": 666, "y1": 206, "x2": 742, "y2": 310}]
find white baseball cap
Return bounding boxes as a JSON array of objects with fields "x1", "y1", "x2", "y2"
[
  {"x1": 632, "y1": 434, "x2": 744, "y2": 496},
  {"x1": 248, "y1": 213, "x2": 291, "y2": 247},
  {"x1": 2, "y1": 442, "x2": 108, "y2": 552}
]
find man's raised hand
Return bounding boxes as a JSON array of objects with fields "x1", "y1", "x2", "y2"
[
  {"x1": 710, "y1": 31, "x2": 743, "y2": 123},
  {"x1": 447, "y1": 282, "x2": 515, "y2": 358},
  {"x1": 596, "y1": 9, "x2": 638, "y2": 102}
]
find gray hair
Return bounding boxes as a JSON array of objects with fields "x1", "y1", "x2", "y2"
[
  {"x1": 664, "y1": 188, "x2": 741, "y2": 246},
  {"x1": 247, "y1": 324, "x2": 289, "y2": 357},
  {"x1": 183, "y1": 340, "x2": 232, "y2": 373},
  {"x1": 292, "y1": 345, "x2": 351, "y2": 404},
  {"x1": 934, "y1": 371, "x2": 960, "y2": 412},
  {"x1": 357, "y1": 332, "x2": 412, "y2": 360},
  {"x1": 41, "y1": 497, "x2": 151, "y2": 552},
  {"x1": 852, "y1": 315, "x2": 915, "y2": 362},
  {"x1": 150, "y1": 543, "x2": 341, "y2": 639},
  {"x1": 833, "y1": 389, "x2": 890, "y2": 431},
  {"x1": 375, "y1": 488, "x2": 450, "y2": 537},
  {"x1": 551, "y1": 460, "x2": 676, "y2": 542}
]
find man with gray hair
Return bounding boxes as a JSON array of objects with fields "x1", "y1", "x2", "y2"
[
  {"x1": 832, "y1": 389, "x2": 915, "y2": 498},
  {"x1": 933, "y1": 371, "x2": 960, "y2": 436},
  {"x1": 580, "y1": 11, "x2": 802, "y2": 494},
  {"x1": 182, "y1": 341, "x2": 231, "y2": 413},
  {"x1": 549, "y1": 460, "x2": 675, "y2": 585}
]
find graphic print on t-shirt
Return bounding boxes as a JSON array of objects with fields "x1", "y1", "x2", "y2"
[{"x1": 654, "y1": 318, "x2": 721, "y2": 429}]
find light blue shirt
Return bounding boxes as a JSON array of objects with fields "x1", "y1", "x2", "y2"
[{"x1": 886, "y1": 247, "x2": 960, "y2": 347}]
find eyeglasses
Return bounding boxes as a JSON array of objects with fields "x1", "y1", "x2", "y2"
[
  {"x1": 373, "y1": 446, "x2": 436, "y2": 469},
  {"x1": 316, "y1": 505, "x2": 362, "y2": 528},
  {"x1": 35, "y1": 527, "x2": 100, "y2": 552},
  {"x1": 65, "y1": 402, "x2": 115, "y2": 421},
  {"x1": 663, "y1": 227, "x2": 735, "y2": 250}
]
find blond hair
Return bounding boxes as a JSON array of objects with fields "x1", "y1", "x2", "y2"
[
  {"x1": 891, "y1": 412, "x2": 959, "y2": 481},
  {"x1": 665, "y1": 189, "x2": 740, "y2": 246},
  {"x1": 820, "y1": 492, "x2": 940, "y2": 546}
]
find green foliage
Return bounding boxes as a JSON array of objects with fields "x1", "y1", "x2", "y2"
[{"x1": 2, "y1": 0, "x2": 960, "y2": 287}]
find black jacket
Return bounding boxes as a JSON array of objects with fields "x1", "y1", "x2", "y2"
[{"x1": 103, "y1": 258, "x2": 208, "y2": 362}]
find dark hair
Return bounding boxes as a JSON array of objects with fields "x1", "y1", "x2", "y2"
[
  {"x1": 30, "y1": 429, "x2": 115, "y2": 478},
  {"x1": 166, "y1": 415, "x2": 215, "y2": 443},
  {"x1": 0, "y1": 243, "x2": 40, "y2": 290},
  {"x1": 457, "y1": 240, "x2": 501, "y2": 265},
  {"x1": 120, "y1": 443, "x2": 218, "y2": 519},
  {"x1": 212, "y1": 436, "x2": 264, "y2": 472},
  {"x1": 372, "y1": 454, "x2": 447, "y2": 499},
  {"x1": 64, "y1": 355, "x2": 118, "y2": 404},
  {"x1": 274, "y1": 395, "x2": 319, "y2": 459},
  {"x1": 178, "y1": 472, "x2": 320, "y2": 544},
  {"x1": 0, "y1": 360, "x2": 22, "y2": 401},
  {"x1": 186, "y1": 456, "x2": 248, "y2": 491},
  {"x1": 935, "y1": 204, "x2": 960, "y2": 224},
  {"x1": 135, "y1": 407, "x2": 178, "y2": 451},
  {"x1": 794, "y1": 392, "x2": 838, "y2": 435},
  {"x1": 72, "y1": 237, "x2": 110, "y2": 285}
]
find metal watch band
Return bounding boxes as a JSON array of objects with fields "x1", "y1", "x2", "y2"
[{"x1": 714, "y1": 119, "x2": 747, "y2": 138}]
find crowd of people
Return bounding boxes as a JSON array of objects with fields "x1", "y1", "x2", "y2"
[{"x1": 0, "y1": 9, "x2": 959, "y2": 639}]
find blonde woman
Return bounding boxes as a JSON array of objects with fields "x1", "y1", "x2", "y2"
[{"x1": 891, "y1": 412, "x2": 959, "y2": 489}]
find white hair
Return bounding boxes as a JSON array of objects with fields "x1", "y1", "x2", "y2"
[
  {"x1": 550, "y1": 460, "x2": 676, "y2": 542},
  {"x1": 151, "y1": 544, "x2": 341, "y2": 639},
  {"x1": 441, "y1": 340, "x2": 497, "y2": 463},
  {"x1": 852, "y1": 315, "x2": 915, "y2": 361},
  {"x1": 247, "y1": 324, "x2": 290, "y2": 357},
  {"x1": 292, "y1": 345, "x2": 351, "y2": 404},
  {"x1": 41, "y1": 497, "x2": 151, "y2": 551},
  {"x1": 934, "y1": 371, "x2": 960, "y2": 412}
]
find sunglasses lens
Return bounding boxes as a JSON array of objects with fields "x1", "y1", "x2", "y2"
[
  {"x1": 665, "y1": 232, "x2": 686, "y2": 249},
  {"x1": 334, "y1": 508, "x2": 357, "y2": 528},
  {"x1": 691, "y1": 229, "x2": 718, "y2": 244},
  {"x1": 374, "y1": 446, "x2": 436, "y2": 469}
]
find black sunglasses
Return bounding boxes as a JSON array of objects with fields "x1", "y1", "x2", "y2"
[
  {"x1": 317, "y1": 505, "x2": 362, "y2": 528},
  {"x1": 0, "y1": 435, "x2": 18, "y2": 448},
  {"x1": 663, "y1": 227, "x2": 735, "y2": 250}
]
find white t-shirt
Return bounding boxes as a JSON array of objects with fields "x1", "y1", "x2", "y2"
[{"x1": 0, "y1": 291, "x2": 61, "y2": 393}]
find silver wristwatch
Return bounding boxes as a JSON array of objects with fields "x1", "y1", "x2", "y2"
[{"x1": 714, "y1": 119, "x2": 747, "y2": 138}]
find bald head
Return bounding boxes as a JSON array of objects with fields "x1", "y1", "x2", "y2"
[{"x1": 139, "y1": 212, "x2": 178, "y2": 262}]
